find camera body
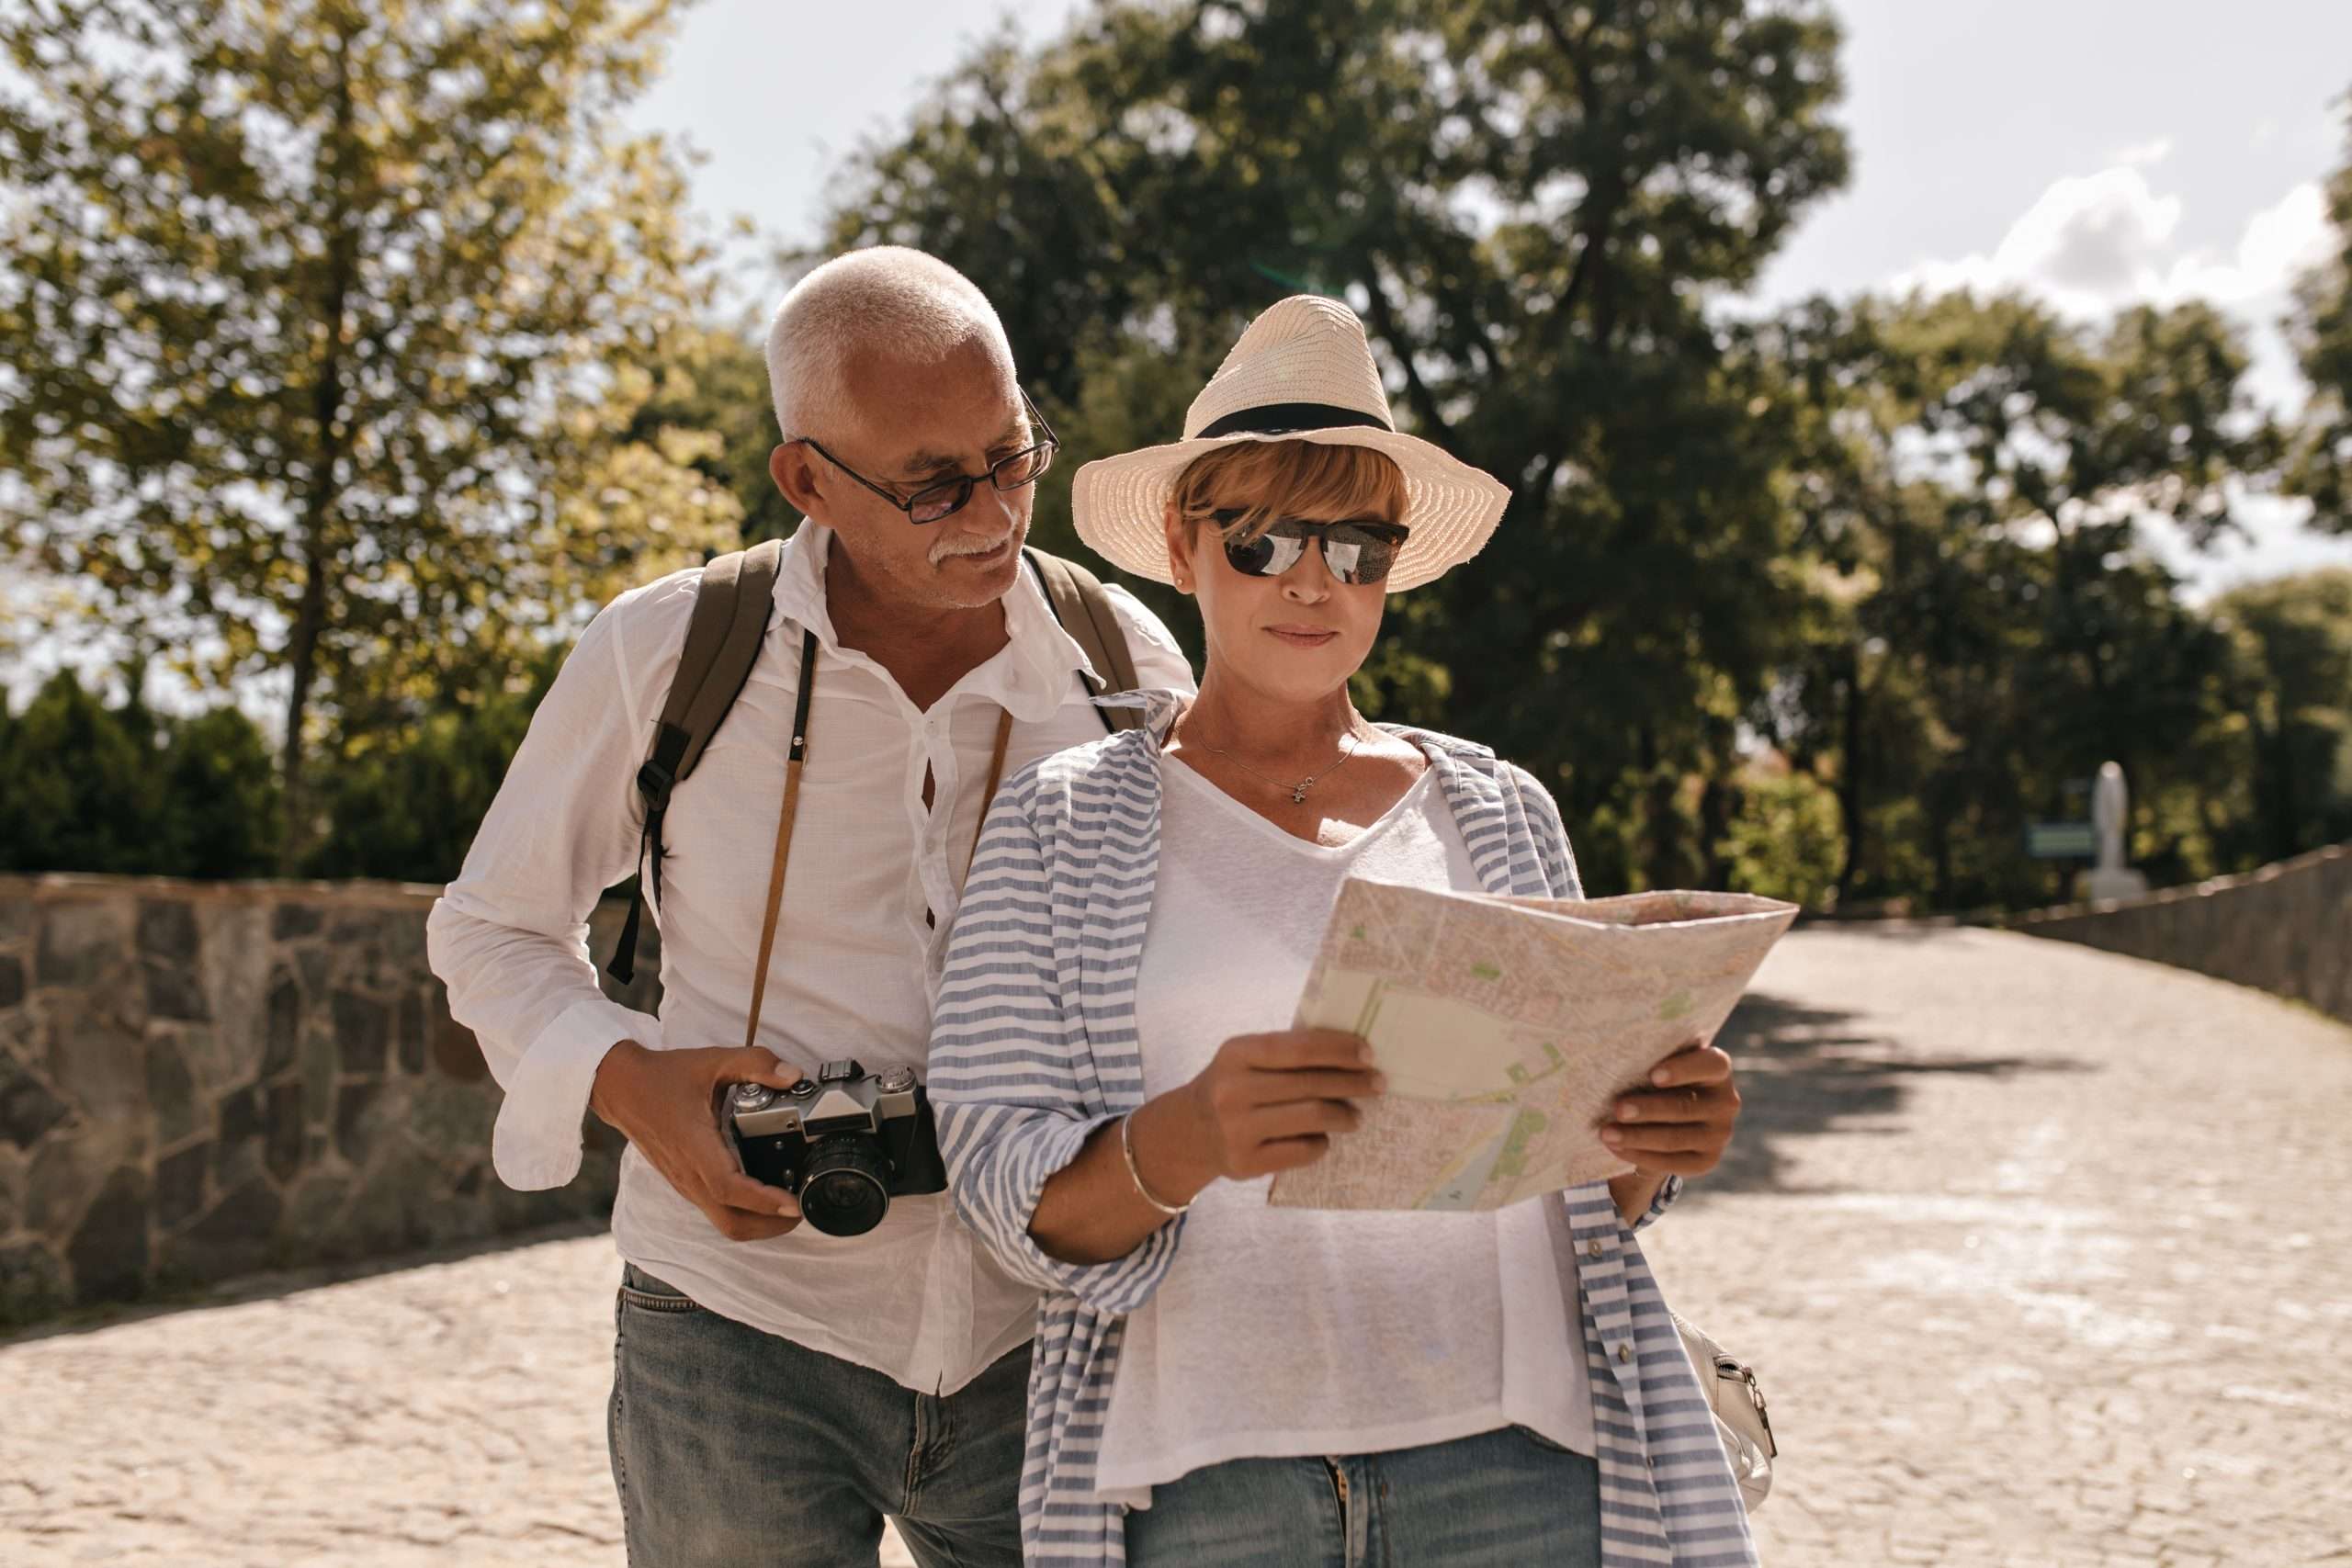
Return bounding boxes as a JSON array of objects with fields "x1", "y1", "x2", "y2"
[{"x1": 728, "y1": 1059, "x2": 947, "y2": 1237}]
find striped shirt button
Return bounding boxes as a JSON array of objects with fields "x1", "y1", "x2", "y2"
[
  {"x1": 1617, "y1": 1343, "x2": 1633, "y2": 1363},
  {"x1": 1588, "y1": 1238, "x2": 1603, "y2": 1258}
]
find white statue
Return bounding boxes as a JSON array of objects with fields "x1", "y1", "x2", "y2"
[{"x1": 2085, "y1": 761, "x2": 2149, "y2": 903}]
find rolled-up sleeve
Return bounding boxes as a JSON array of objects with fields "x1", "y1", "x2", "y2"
[
  {"x1": 1634, "y1": 1172, "x2": 1683, "y2": 1231},
  {"x1": 929, "y1": 773, "x2": 1182, "y2": 1316},
  {"x1": 426, "y1": 576, "x2": 693, "y2": 1190}
]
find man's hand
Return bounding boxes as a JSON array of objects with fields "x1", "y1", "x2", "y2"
[
  {"x1": 1601, "y1": 1040, "x2": 1741, "y2": 1178},
  {"x1": 590, "y1": 1041, "x2": 806, "y2": 1240},
  {"x1": 1167, "y1": 1029, "x2": 1385, "y2": 1193}
]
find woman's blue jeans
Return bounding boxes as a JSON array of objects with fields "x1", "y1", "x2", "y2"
[{"x1": 1123, "y1": 1424, "x2": 1605, "y2": 1567}]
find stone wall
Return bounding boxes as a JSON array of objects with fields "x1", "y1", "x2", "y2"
[
  {"x1": 2007, "y1": 842, "x2": 2352, "y2": 1026},
  {"x1": 0, "y1": 874, "x2": 659, "y2": 1325}
]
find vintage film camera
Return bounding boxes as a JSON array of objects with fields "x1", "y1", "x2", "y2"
[{"x1": 727, "y1": 1059, "x2": 948, "y2": 1236}]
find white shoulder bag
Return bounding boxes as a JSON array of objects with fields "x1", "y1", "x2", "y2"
[{"x1": 1673, "y1": 1314, "x2": 1778, "y2": 1510}]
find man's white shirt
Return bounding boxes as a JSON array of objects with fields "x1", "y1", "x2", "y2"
[{"x1": 427, "y1": 523, "x2": 1195, "y2": 1393}]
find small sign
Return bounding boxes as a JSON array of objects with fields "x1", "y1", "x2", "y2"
[{"x1": 2027, "y1": 822, "x2": 2097, "y2": 859}]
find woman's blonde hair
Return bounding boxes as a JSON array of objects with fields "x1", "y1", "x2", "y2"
[{"x1": 1170, "y1": 440, "x2": 1408, "y2": 544}]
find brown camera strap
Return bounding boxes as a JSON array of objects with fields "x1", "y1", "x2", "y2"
[{"x1": 741, "y1": 629, "x2": 1013, "y2": 1050}]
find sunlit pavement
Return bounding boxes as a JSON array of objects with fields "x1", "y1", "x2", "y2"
[{"x1": 6, "y1": 927, "x2": 2347, "y2": 1566}]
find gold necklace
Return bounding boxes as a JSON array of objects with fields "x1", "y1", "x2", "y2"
[{"x1": 1194, "y1": 720, "x2": 1368, "y2": 805}]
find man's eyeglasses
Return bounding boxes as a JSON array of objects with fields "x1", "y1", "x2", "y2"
[
  {"x1": 1214, "y1": 513, "x2": 1410, "y2": 587},
  {"x1": 799, "y1": 389, "x2": 1058, "y2": 526}
]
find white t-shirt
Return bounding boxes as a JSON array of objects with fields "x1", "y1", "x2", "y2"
[{"x1": 1093, "y1": 757, "x2": 1595, "y2": 1503}]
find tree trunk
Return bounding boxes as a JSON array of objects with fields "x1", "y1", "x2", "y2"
[{"x1": 277, "y1": 47, "x2": 360, "y2": 874}]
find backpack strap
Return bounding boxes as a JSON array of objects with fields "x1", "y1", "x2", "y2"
[
  {"x1": 606, "y1": 537, "x2": 786, "y2": 983},
  {"x1": 1023, "y1": 547, "x2": 1147, "y2": 733}
]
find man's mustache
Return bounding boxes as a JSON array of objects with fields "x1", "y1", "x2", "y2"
[{"x1": 928, "y1": 528, "x2": 1015, "y2": 565}]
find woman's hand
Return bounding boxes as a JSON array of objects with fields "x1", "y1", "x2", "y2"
[
  {"x1": 1028, "y1": 1029, "x2": 1385, "y2": 1266},
  {"x1": 1166, "y1": 1028, "x2": 1385, "y2": 1190},
  {"x1": 1601, "y1": 1041, "x2": 1741, "y2": 1178}
]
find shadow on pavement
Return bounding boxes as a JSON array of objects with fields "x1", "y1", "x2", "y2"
[
  {"x1": 1688, "y1": 991, "x2": 2090, "y2": 1201},
  {"x1": 0, "y1": 1216, "x2": 609, "y2": 1348}
]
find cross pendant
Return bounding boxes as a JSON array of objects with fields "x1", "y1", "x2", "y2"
[{"x1": 1291, "y1": 783, "x2": 1310, "y2": 804}]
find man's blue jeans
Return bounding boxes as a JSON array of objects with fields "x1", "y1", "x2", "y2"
[
  {"x1": 608, "y1": 1266, "x2": 1028, "y2": 1567},
  {"x1": 1123, "y1": 1424, "x2": 1605, "y2": 1568}
]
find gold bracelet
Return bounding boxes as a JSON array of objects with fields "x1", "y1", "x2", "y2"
[{"x1": 1118, "y1": 1111, "x2": 1191, "y2": 1217}]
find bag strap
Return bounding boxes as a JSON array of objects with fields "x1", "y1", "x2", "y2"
[
  {"x1": 606, "y1": 538, "x2": 786, "y2": 983},
  {"x1": 1023, "y1": 547, "x2": 1146, "y2": 732}
]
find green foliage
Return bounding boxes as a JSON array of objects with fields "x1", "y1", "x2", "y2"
[
  {"x1": 6, "y1": 5, "x2": 2346, "y2": 914},
  {"x1": 304, "y1": 659, "x2": 554, "y2": 884},
  {"x1": 0, "y1": 675, "x2": 168, "y2": 875},
  {"x1": 2211, "y1": 569, "x2": 2352, "y2": 857},
  {"x1": 2289, "y1": 96, "x2": 2352, "y2": 531},
  {"x1": 157, "y1": 706, "x2": 284, "y2": 878},
  {"x1": 0, "y1": 672, "x2": 279, "y2": 878},
  {"x1": 625, "y1": 319, "x2": 801, "y2": 547},
  {"x1": 1719, "y1": 771, "x2": 1844, "y2": 910},
  {"x1": 0, "y1": 0, "x2": 740, "y2": 868},
  {"x1": 1756, "y1": 289, "x2": 2278, "y2": 908},
  {"x1": 812, "y1": 0, "x2": 2335, "y2": 908},
  {"x1": 820, "y1": 0, "x2": 1854, "y2": 895}
]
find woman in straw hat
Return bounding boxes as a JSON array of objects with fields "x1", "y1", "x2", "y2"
[{"x1": 929, "y1": 297, "x2": 1756, "y2": 1567}]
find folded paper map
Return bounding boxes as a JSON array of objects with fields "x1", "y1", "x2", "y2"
[{"x1": 1266, "y1": 880, "x2": 1799, "y2": 1213}]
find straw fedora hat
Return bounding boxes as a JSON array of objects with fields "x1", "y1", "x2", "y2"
[{"x1": 1070, "y1": 295, "x2": 1510, "y2": 592}]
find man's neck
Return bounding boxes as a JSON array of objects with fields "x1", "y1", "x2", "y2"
[{"x1": 824, "y1": 539, "x2": 1011, "y2": 712}]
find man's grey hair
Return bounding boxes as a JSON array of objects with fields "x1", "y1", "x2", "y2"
[{"x1": 765, "y1": 247, "x2": 1015, "y2": 443}]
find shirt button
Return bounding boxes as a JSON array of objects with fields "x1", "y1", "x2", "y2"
[
  {"x1": 1587, "y1": 1239, "x2": 1603, "y2": 1258},
  {"x1": 1617, "y1": 1344, "x2": 1633, "y2": 1364}
]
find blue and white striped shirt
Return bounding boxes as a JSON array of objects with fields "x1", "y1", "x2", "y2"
[{"x1": 931, "y1": 718, "x2": 1760, "y2": 1567}]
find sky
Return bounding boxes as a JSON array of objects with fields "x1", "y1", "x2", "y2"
[{"x1": 626, "y1": 0, "x2": 2352, "y2": 599}]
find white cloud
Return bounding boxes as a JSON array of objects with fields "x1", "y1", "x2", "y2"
[
  {"x1": 1891, "y1": 164, "x2": 2335, "y2": 343},
  {"x1": 2159, "y1": 182, "x2": 2333, "y2": 306},
  {"x1": 2111, "y1": 135, "x2": 2174, "y2": 167},
  {"x1": 1891, "y1": 165, "x2": 2186, "y2": 316}
]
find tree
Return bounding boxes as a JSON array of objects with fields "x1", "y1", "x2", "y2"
[
  {"x1": 0, "y1": 674, "x2": 167, "y2": 875},
  {"x1": 158, "y1": 705, "x2": 284, "y2": 877},
  {"x1": 820, "y1": 0, "x2": 1854, "y2": 894},
  {"x1": 621, "y1": 317, "x2": 800, "y2": 547},
  {"x1": 0, "y1": 0, "x2": 740, "y2": 869},
  {"x1": 1757, "y1": 291, "x2": 2277, "y2": 908},
  {"x1": 306, "y1": 646, "x2": 557, "y2": 883},
  {"x1": 2288, "y1": 91, "x2": 2352, "y2": 532},
  {"x1": 2211, "y1": 570, "x2": 2352, "y2": 859},
  {"x1": 0, "y1": 670, "x2": 283, "y2": 878}
]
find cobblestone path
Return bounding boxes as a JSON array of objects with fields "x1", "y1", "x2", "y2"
[{"x1": 5, "y1": 927, "x2": 2346, "y2": 1565}]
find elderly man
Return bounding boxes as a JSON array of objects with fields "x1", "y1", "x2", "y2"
[{"x1": 427, "y1": 248, "x2": 1193, "y2": 1566}]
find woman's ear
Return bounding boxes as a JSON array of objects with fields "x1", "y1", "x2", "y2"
[{"x1": 1162, "y1": 500, "x2": 1195, "y2": 595}]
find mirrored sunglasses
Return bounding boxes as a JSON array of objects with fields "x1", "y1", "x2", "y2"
[{"x1": 1214, "y1": 513, "x2": 1410, "y2": 587}]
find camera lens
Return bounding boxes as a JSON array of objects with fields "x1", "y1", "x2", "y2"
[{"x1": 798, "y1": 1140, "x2": 892, "y2": 1236}]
